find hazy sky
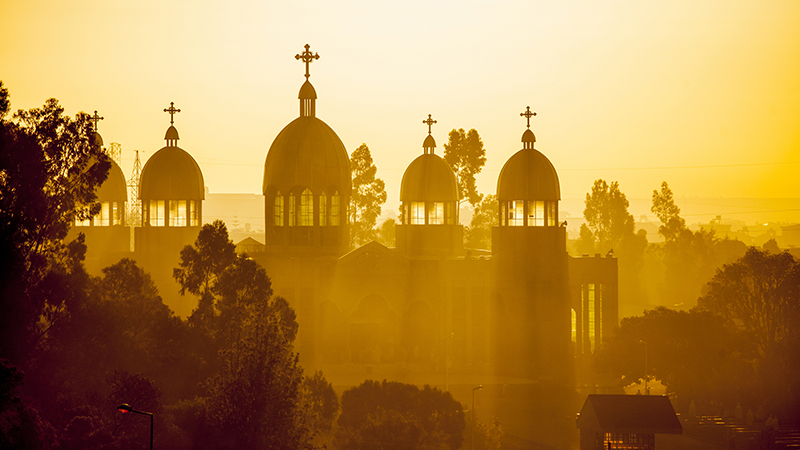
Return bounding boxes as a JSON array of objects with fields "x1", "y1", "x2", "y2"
[{"x1": 2, "y1": 0, "x2": 799, "y2": 219}]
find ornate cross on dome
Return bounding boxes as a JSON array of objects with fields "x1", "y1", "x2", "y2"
[
  {"x1": 89, "y1": 110, "x2": 104, "y2": 131},
  {"x1": 295, "y1": 44, "x2": 320, "y2": 79},
  {"x1": 164, "y1": 102, "x2": 181, "y2": 125},
  {"x1": 423, "y1": 114, "x2": 437, "y2": 135},
  {"x1": 520, "y1": 106, "x2": 537, "y2": 128}
]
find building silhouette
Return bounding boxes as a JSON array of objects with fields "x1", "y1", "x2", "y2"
[{"x1": 74, "y1": 44, "x2": 618, "y2": 383}]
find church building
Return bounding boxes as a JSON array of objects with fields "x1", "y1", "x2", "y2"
[{"x1": 74, "y1": 44, "x2": 618, "y2": 383}]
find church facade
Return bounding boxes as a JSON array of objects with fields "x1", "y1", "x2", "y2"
[{"x1": 72, "y1": 44, "x2": 618, "y2": 383}]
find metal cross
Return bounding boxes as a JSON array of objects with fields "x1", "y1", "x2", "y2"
[
  {"x1": 89, "y1": 110, "x2": 104, "y2": 131},
  {"x1": 164, "y1": 102, "x2": 181, "y2": 125},
  {"x1": 520, "y1": 106, "x2": 537, "y2": 128},
  {"x1": 423, "y1": 114, "x2": 437, "y2": 134},
  {"x1": 295, "y1": 44, "x2": 320, "y2": 79}
]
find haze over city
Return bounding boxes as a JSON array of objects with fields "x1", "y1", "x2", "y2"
[{"x1": 2, "y1": 0, "x2": 799, "y2": 225}]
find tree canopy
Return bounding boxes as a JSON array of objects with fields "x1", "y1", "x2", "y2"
[
  {"x1": 349, "y1": 143, "x2": 387, "y2": 248},
  {"x1": 651, "y1": 181, "x2": 686, "y2": 242},
  {"x1": 335, "y1": 380, "x2": 465, "y2": 450},
  {"x1": 443, "y1": 128, "x2": 486, "y2": 208},
  {"x1": 465, "y1": 194, "x2": 497, "y2": 250}
]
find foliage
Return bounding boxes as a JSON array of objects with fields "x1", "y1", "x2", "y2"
[
  {"x1": 0, "y1": 359, "x2": 58, "y2": 450},
  {"x1": 375, "y1": 217, "x2": 396, "y2": 248},
  {"x1": 302, "y1": 370, "x2": 339, "y2": 446},
  {"x1": 594, "y1": 307, "x2": 753, "y2": 413},
  {"x1": 651, "y1": 181, "x2": 686, "y2": 242},
  {"x1": 174, "y1": 220, "x2": 237, "y2": 329},
  {"x1": 698, "y1": 247, "x2": 800, "y2": 359},
  {"x1": 443, "y1": 128, "x2": 486, "y2": 208},
  {"x1": 576, "y1": 223, "x2": 596, "y2": 255},
  {"x1": 349, "y1": 143, "x2": 387, "y2": 248},
  {"x1": 583, "y1": 179, "x2": 635, "y2": 251},
  {"x1": 0, "y1": 84, "x2": 110, "y2": 364},
  {"x1": 335, "y1": 380, "x2": 465, "y2": 450},
  {"x1": 465, "y1": 194, "x2": 497, "y2": 250},
  {"x1": 464, "y1": 413, "x2": 503, "y2": 450}
]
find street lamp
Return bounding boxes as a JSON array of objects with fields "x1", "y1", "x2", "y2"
[
  {"x1": 117, "y1": 403, "x2": 153, "y2": 450},
  {"x1": 445, "y1": 332, "x2": 454, "y2": 392},
  {"x1": 472, "y1": 385, "x2": 483, "y2": 450},
  {"x1": 639, "y1": 340, "x2": 648, "y2": 395}
]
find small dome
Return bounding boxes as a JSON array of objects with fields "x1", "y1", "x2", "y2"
[
  {"x1": 522, "y1": 129, "x2": 536, "y2": 144},
  {"x1": 92, "y1": 131, "x2": 104, "y2": 148},
  {"x1": 423, "y1": 134, "x2": 436, "y2": 149},
  {"x1": 263, "y1": 116, "x2": 351, "y2": 195},
  {"x1": 298, "y1": 80, "x2": 317, "y2": 100},
  {"x1": 400, "y1": 153, "x2": 458, "y2": 202},
  {"x1": 497, "y1": 148, "x2": 560, "y2": 201},
  {"x1": 164, "y1": 126, "x2": 180, "y2": 141},
  {"x1": 96, "y1": 159, "x2": 127, "y2": 202},
  {"x1": 140, "y1": 146, "x2": 204, "y2": 200}
]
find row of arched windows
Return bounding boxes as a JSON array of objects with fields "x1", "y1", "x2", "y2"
[
  {"x1": 146, "y1": 200, "x2": 201, "y2": 227},
  {"x1": 75, "y1": 201, "x2": 125, "y2": 227},
  {"x1": 273, "y1": 189, "x2": 342, "y2": 227},
  {"x1": 400, "y1": 201, "x2": 457, "y2": 225},
  {"x1": 500, "y1": 200, "x2": 558, "y2": 227}
]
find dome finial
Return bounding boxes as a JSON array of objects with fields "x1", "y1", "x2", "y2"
[
  {"x1": 164, "y1": 102, "x2": 181, "y2": 125},
  {"x1": 520, "y1": 106, "x2": 537, "y2": 129},
  {"x1": 422, "y1": 114, "x2": 437, "y2": 154},
  {"x1": 89, "y1": 110, "x2": 104, "y2": 132},
  {"x1": 295, "y1": 44, "x2": 320, "y2": 80}
]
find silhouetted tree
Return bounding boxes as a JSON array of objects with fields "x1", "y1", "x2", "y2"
[
  {"x1": 335, "y1": 380, "x2": 464, "y2": 450},
  {"x1": 762, "y1": 238, "x2": 781, "y2": 254},
  {"x1": 576, "y1": 223, "x2": 596, "y2": 255},
  {"x1": 349, "y1": 143, "x2": 387, "y2": 248},
  {"x1": 375, "y1": 217, "x2": 396, "y2": 248},
  {"x1": 174, "y1": 220, "x2": 237, "y2": 329},
  {"x1": 594, "y1": 307, "x2": 752, "y2": 413},
  {"x1": 0, "y1": 84, "x2": 110, "y2": 365},
  {"x1": 651, "y1": 181, "x2": 686, "y2": 242},
  {"x1": 443, "y1": 128, "x2": 486, "y2": 209},
  {"x1": 583, "y1": 179, "x2": 647, "y2": 313},
  {"x1": 302, "y1": 370, "x2": 338, "y2": 448},
  {"x1": 0, "y1": 359, "x2": 57, "y2": 450},
  {"x1": 465, "y1": 194, "x2": 497, "y2": 250}
]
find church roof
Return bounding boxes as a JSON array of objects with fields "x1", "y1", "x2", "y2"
[
  {"x1": 497, "y1": 147, "x2": 560, "y2": 201},
  {"x1": 140, "y1": 145, "x2": 205, "y2": 200},
  {"x1": 262, "y1": 116, "x2": 351, "y2": 195},
  {"x1": 96, "y1": 159, "x2": 128, "y2": 202},
  {"x1": 576, "y1": 395, "x2": 682, "y2": 434},
  {"x1": 400, "y1": 153, "x2": 459, "y2": 202}
]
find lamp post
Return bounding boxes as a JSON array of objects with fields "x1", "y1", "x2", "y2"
[
  {"x1": 117, "y1": 403, "x2": 153, "y2": 450},
  {"x1": 639, "y1": 340, "x2": 648, "y2": 395},
  {"x1": 472, "y1": 385, "x2": 483, "y2": 450},
  {"x1": 445, "y1": 332, "x2": 454, "y2": 392}
]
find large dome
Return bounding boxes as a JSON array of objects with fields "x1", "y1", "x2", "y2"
[
  {"x1": 262, "y1": 116, "x2": 351, "y2": 195},
  {"x1": 400, "y1": 153, "x2": 458, "y2": 202},
  {"x1": 140, "y1": 146, "x2": 205, "y2": 200},
  {"x1": 497, "y1": 147, "x2": 560, "y2": 201},
  {"x1": 96, "y1": 159, "x2": 128, "y2": 202}
]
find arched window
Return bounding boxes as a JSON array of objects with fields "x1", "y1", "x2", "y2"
[
  {"x1": 288, "y1": 195, "x2": 296, "y2": 226},
  {"x1": 149, "y1": 200, "x2": 165, "y2": 226},
  {"x1": 169, "y1": 200, "x2": 188, "y2": 226},
  {"x1": 330, "y1": 191, "x2": 340, "y2": 226},
  {"x1": 319, "y1": 192, "x2": 327, "y2": 226},
  {"x1": 189, "y1": 200, "x2": 200, "y2": 226},
  {"x1": 274, "y1": 192, "x2": 284, "y2": 226},
  {"x1": 428, "y1": 202, "x2": 444, "y2": 225},
  {"x1": 508, "y1": 200, "x2": 524, "y2": 226},
  {"x1": 300, "y1": 189, "x2": 313, "y2": 226},
  {"x1": 527, "y1": 200, "x2": 544, "y2": 226},
  {"x1": 410, "y1": 202, "x2": 425, "y2": 225}
]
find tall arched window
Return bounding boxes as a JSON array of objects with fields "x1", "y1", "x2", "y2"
[
  {"x1": 274, "y1": 192, "x2": 284, "y2": 226},
  {"x1": 319, "y1": 192, "x2": 327, "y2": 226},
  {"x1": 288, "y1": 195, "x2": 296, "y2": 226},
  {"x1": 527, "y1": 200, "x2": 544, "y2": 226},
  {"x1": 169, "y1": 200, "x2": 187, "y2": 226},
  {"x1": 410, "y1": 202, "x2": 425, "y2": 225},
  {"x1": 300, "y1": 189, "x2": 313, "y2": 226},
  {"x1": 330, "y1": 191, "x2": 340, "y2": 226},
  {"x1": 149, "y1": 200, "x2": 165, "y2": 226},
  {"x1": 508, "y1": 200, "x2": 524, "y2": 226},
  {"x1": 428, "y1": 202, "x2": 444, "y2": 225}
]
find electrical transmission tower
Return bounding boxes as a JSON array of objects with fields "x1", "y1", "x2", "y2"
[
  {"x1": 107, "y1": 142, "x2": 122, "y2": 164},
  {"x1": 127, "y1": 150, "x2": 143, "y2": 251}
]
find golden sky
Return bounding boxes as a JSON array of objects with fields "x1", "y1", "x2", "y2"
[{"x1": 2, "y1": 0, "x2": 799, "y2": 220}]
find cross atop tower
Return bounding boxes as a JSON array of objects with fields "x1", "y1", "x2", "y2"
[
  {"x1": 423, "y1": 114, "x2": 437, "y2": 135},
  {"x1": 295, "y1": 44, "x2": 320, "y2": 80},
  {"x1": 520, "y1": 106, "x2": 537, "y2": 128},
  {"x1": 164, "y1": 102, "x2": 181, "y2": 125},
  {"x1": 89, "y1": 110, "x2": 104, "y2": 131}
]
